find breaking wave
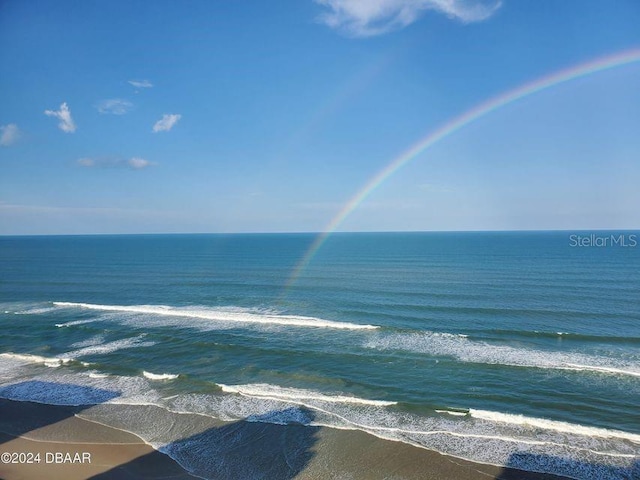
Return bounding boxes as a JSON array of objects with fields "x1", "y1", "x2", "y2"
[
  {"x1": 365, "y1": 331, "x2": 640, "y2": 378},
  {"x1": 143, "y1": 371, "x2": 179, "y2": 381},
  {"x1": 53, "y1": 301, "x2": 379, "y2": 330},
  {"x1": 219, "y1": 383, "x2": 397, "y2": 407}
]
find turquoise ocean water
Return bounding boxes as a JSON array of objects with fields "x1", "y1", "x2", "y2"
[{"x1": 0, "y1": 232, "x2": 638, "y2": 479}]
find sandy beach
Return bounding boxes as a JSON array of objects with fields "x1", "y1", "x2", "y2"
[
  {"x1": 0, "y1": 398, "x2": 573, "y2": 480},
  {"x1": 0, "y1": 399, "x2": 198, "y2": 480}
]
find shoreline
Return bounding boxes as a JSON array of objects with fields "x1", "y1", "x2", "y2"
[
  {"x1": 0, "y1": 399, "x2": 199, "y2": 480},
  {"x1": 0, "y1": 398, "x2": 573, "y2": 480}
]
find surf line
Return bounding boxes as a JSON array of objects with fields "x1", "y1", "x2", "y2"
[{"x1": 282, "y1": 47, "x2": 640, "y2": 294}]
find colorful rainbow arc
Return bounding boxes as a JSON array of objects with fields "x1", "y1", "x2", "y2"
[{"x1": 283, "y1": 47, "x2": 640, "y2": 293}]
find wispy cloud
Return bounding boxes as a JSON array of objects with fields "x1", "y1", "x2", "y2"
[
  {"x1": 127, "y1": 157, "x2": 153, "y2": 169},
  {"x1": 96, "y1": 98, "x2": 133, "y2": 115},
  {"x1": 152, "y1": 114, "x2": 181, "y2": 133},
  {"x1": 0, "y1": 124, "x2": 20, "y2": 146},
  {"x1": 44, "y1": 102, "x2": 77, "y2": 133},
  {"x1": 77, "y1": 156, "x2": 155, "y2": 170},
  {"x1": 128, "y1": 79, "x2": 153, "y2": 88},
  {"x1": 0, "y1": 201, "x2": 168, "y2": 218},
  {"x1": 0, "y1": 201, "x2": 144, "y2": 215},
  {"x1": 315, "y1": 0, "x2": 502, "y2": 37}
]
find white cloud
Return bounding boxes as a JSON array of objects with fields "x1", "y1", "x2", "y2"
[
  {"x1": 77, "y1": 157, "x2": 96, "y2": 167},
  {"x1": 77, "y1": 156, "x2": 155, "y2": 170},
  {"x1": 96, "y1": 99, "x2": 133, "y2": 115},
  {"x1": 315, "y1": 0, "x2": 502, "y2": 37},
  {"x1": 44, "y1": 102, "x2": 76, "y2": 133},
  {"x1": 152, "y1": 114, "x2": 181, "y2": 133},
  {"x1": 128, "y1": 79, "x2": 153, "y2": 88},
  {"x1": 0, "y1": 124, "x2": 20, "y2": 146},
  {"x1": 127, "y1": 157, "x2": 153, "y2": 169}
]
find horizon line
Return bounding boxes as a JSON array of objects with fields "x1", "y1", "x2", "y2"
[{"x1": 1, "y1": 227, "x2": 639, "y2": 237}]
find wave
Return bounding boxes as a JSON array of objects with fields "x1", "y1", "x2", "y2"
[
  {"x1": 0, "y1": 336, "x2": 154, "y2": 372},
  {"x1": 364, "y1": 331, "x2": 640, "y2": 378},
  {"x1": 435, "y1": 409, "x2": 468, "y2": 417},
  {"x1": 86, "y1": 398, "x2": 639, "y2": 480},
  {"x1": 143, "y1": 371, "x2": 179, "y2": 381},
  {"x1": 53, "y1": 301, "x2": 378, "y2": 330},
  {"x1": 64, "y1": 335, "x2": 155, "y2": 359},
  {"x1": 55, "y1": 319, "x2": 101, "y2": 328},
  {"x1": 167, "y1": 385, "x2": 638, "y2": 479},
  {"x1": 13, "y1": 307, "x2": 58, "y2": 315},
  {"x1": 219, "y1": 383, "x2": 397, "y2": 407},
  {"x1": 0, "y1": 372, "x2": 162, "y2": 406},
  {"x1": 469, "y1": 409, "x2": 640, "y2": 444},
  {"x1": 0, "y1": 352, "x2": 72, "y2": 368},
  {"x1": 0, "y1": 366, "x2": 636, "y2": 479},
  {"x1": 560, "y1": 363, "x2": 640, "y2": 377},
  {"x1": 478, "y1": 328, "x2": 640, "y2": 344},
  {"x1": 70, "y1": 335, "x2": 107, "y2": 349}
]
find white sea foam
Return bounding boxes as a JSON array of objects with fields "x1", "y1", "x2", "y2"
[
  {"x1": 143, "y1": 371, "x2": 179, "y2": 381},
  {"x1": 81, "y1": 397, "x2": 636, "y2": 480},
  {"x1": 0, "y1": 367, "x2": 165, "y2": 406},
  {"x1": 169, "y1": 384, "x2": 639, "y2": 479},
  {"x1": 0, "y1": 337, "x2": 155, "y2": 372},
  {"x1": 53, "y1": 301, "x2": 378, "y2": 330},
  {"x1": 55, "y1": 319, "x2": 100, "y2": 328},
  {"x1": 14, "y1": 307, "x2": 57, "y2": 315},
  {"x1": 560, "y1": 363, "x2": 640, "y2": 378},
  {"x1": 70, "y1": 334, "x2": 107, "y2": 349},
  {"x1": 435, "y1": 409, "x2": 468, "y2": 416},
  {"x1": 365, "y1": 331, "x2": 640, "y2": 378},
  {"x1": 0, "y1": 352, "x2": 72, "y2": 368},
  {"x1": 0, "y1": 365, "x2": 635, "y2": 480},
  {"x1": 469, "y1": 409, "x2": 640, "y2": 444},
  {"x1": 64, "y1": 335, "x2": 155, "y2": 359},
  {"x1": 219, "y1": 383, "x2": 397, "y2": 406}
]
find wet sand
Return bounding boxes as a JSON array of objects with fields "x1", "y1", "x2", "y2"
[
  {"x1": 0, "y1": 399, "x2": 571, "y2": 480},
  {"x1": 0, "y1": 399, "x2": 198, "y2": 479}
]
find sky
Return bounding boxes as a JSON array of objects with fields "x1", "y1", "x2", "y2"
[{"x1": 1, "y1": 0, "x2": 639, "y2": 235}]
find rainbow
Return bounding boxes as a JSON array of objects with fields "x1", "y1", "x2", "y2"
[{"x1": 284, "y1": 47, "x2": 640, "y2": 292}]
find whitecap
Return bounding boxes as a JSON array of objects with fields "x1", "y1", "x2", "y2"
[
  {"x1": 219, "y1": 383, "x2": 396, "y2": 406},
  {"x1": 143, "y1": 371, "x2": 179, "y2": 381},
  {"x1": 53, "y1": 301, "x2": 378, "y2": 330},
  {"x1": 365, "y1": 331, "x2": 640, "y2": 378}
]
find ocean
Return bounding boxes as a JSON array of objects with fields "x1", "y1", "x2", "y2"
[{"x1": 1, "y1": 232, "x2": 639, "y2": 479}]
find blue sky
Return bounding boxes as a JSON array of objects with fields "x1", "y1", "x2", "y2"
[{"x1": 1, "y1": 0, "x2": 639, "y2": 234}]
